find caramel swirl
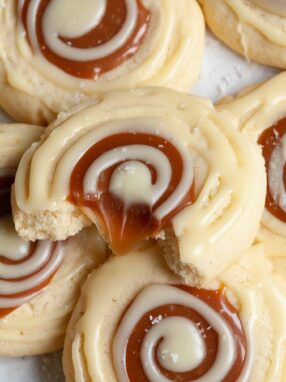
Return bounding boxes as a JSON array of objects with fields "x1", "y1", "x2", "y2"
[
  {"x1": 19, "y1": 0, "x2": 150, "y2": 79},
  {"x1": 69, "y1": 129, "x2": 194, "y2": 254},
  {"x1": 0, "y1": 167, "x2": 64, "y2": 317},
  {"x1": 113, "y1": 284, "x2": 247, "y2": 382},
  {"x1": 258, "y1": 118, "x2": 286, "y2": 223}
]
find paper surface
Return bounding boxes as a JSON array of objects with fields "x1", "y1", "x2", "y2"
[{"x1": 0, "y1": 30, "x2": 279, "y2": 382}]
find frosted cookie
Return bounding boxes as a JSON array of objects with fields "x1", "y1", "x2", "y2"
[
  {"x1": 0, "y1": 124, "x2": 107, "y2": 356},
  {"x1": 13, "y1": 87, "x2": 266, "y2": 285},
  {"x1": 0, "y1": 0, "x2": 204, "y2": 125},
  {"x1": 218, "y1": 72, "x2": 286, "y2": 257},
  {"x1": 200, "y1": 0, "x2": 286, "y2": 69},
  {"x1": 63, "y1": 243, "x2": 286, "y2": 382}
]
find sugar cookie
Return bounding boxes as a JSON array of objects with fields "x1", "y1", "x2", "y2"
[
  {"x1": 0, "y1": 0, "x2": 204, "y2": 125},
  {"x1": 0, "y1": 123, "x2": 107, "y2": 356},
  {"x1": 200, "y1": 0, "x2": 286, "y2": 69},
  {"x1": 218, "y1": 72, "x2": 286, "y2": 257},
  {"x1": 13, "y1": 87, "x2": 266, "y2": 285},
  {"x1": 63, "y1": 243, "x2": 286, "y2": 382}
]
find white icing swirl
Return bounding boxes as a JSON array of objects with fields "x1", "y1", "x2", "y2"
[
  {"x1": 113, "y1": 284, "x2": 244, "y2": 382},
  {"x1": 268, "y1": 133, "x2": 286, "y2": 213},
  {"x1": 0, "y1": 216, "x2": 31, "y2": 260},
  {"x1": 84, "y1": 139, "x2": 193, "y2": 220},
  {"x1": 20, "y1": 0, "x2": 138, "y2": 62},
  {"x1": 0, "y1": 216, "x2": 64, "y2": 309},
  {"x1": 143, "y1": 317, "x2": 206, "y2": 373}
]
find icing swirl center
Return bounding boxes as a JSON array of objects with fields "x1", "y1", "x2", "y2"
[
  {"x1": 113, "y1": 284, "x2": 248, "y2": 382},
  {"x1": 69, "y1": 128, "x2": 195, "y2": 253},
  {"x1": 19, "y1": 0, "x2": 150, "y2": 79}
]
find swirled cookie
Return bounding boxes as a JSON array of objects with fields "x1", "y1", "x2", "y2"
[
  {"x1": 13, "y1": 87, "x2": 266, "y2": 285},
  {"x1": 218, "y1": 72, "x2": 286, "y2": 257},
  {"x1": 62, "y1": 243, "x2": 286, "y2": 382},
  {"x1": 200, "y1": 0, "x2": 286, "y2": 69},
  {"x1": 0, "y1": 0, "x2": 204, "y2": 125},
  {"x1": 0, "y1": 123, "x2": 107, "y2": 356}
]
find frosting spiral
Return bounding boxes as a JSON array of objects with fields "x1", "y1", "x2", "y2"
[
  {"x1": 19, "y1": 0, "x2": 150, "y2": 78},
  {"x1": 14, "y1": 88, "x2": 266, "y2": 282},
  {"x1": 0, "y1": 166, "x2": 64, "y2": 317},
  {"x1": 113, "y1": 284, "x2": 247, "y2": 382},
  {"x1": 258, "y1": 118, "x2": 286, "y2": 223},
  {"x1": 0, "y1": 215, "x2": 64, "y2": 317},
  {"x1": 69, "y1": 125, "x2": 194, "y2": 253}
]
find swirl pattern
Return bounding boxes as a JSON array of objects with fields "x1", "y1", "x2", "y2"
[
  {"x1": 113, "y1": 284, "x2": 248, "y2": 382},
  {"x1": 64, "y1": 243, "x2": 286, "y2": 382},
  {"x1": 69, "y1": 125, "x2": 194, "y2": 253},
  {"x1": 216, "y1": 73, "x2": 286, "y2": 256},
  {"x1": 0, "y1": 1, "x2": 204, "y2": 125},
  {"x1": 0, "y1": 215, "x2": 64, "y2": 317},
  {"x1": 19, "y1": 0, "x2": 150, "y2": 78},
  {"x1": 0, "y1": 166, "x2": 64, "y2": 317},
  {"x1": 14, "y1": 88, "x2": 265, "y2": 282}
]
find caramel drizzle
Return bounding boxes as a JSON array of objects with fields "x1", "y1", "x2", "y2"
[
  {"x1": 115, "y1": 285, "x2": 247, "y2": 382},
  {"x1": 69, "y1": 132, "x2": 195, "y2": 254},
  {"x1": 20, "y1": 0, "x2": 150, "y2": 79},
  {"x1": 0, "y1": 168, "x2": 64, "y2": 317}
]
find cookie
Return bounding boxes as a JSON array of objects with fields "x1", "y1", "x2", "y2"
[
  {"x1": 200, "y1": 0, "x2": 286, "y2": 69},
  {"x1": 0, "y1": 123, "x2": 44, "y2": 168},
  {"x1": 0, "y1": 123, "x2": 107, "y2": 356},
  {"x1": 13, "y1": 87, "x2": 266, "y2": 286},
  {"x1": 218, "y1": 72, "x2": 286, "y2": 257},
  {"x1": 0, "y1": 0, "x2": 204, "y2": 125},
  {"x1": 62, "y1": 243, "x2": 286, "y2": 382}
]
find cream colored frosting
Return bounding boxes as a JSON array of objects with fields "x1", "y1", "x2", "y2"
[
  {"x1": 78, "y1": 120, "x2": 193, "y2": 222},
  {"x1": 0, "y1": 226, "x2": 107, "y2": 356},
  {"x1": 109, "y1": 160, "x2": 165, "y2": 206},
  {"x1": 146, "y1": 317, "x2": 205, "y2": 373},
  {"x1": 0, "y1": 224, "x2": 64, "y2": 305},
  {"x1": 0, "y1": 125, "x2": 65, "y2": 308},
  {"x1": 14, "y1": 88, "x2": 266, "y2": 282},
  {"x1": 0, "y1": 124, "x2": 44, "y2": 168},
  {"x1": 251, "y1": 0, "x2": 286, "y2": 16},
  {"x1": 224, "y1": 0, "x2": 286, "y2": 49},
  {"x1": 66, "y1": 244, "x2": 286, "y2": 382},
  {"x1": 0, "y1": 215, "x2": 29, "y2": 259},
  {"x1": 113, "y1": 284, "x2": 237, "y2": 382},
  {"x1": 0, "y1": 0, "x2": 204, "y2": 122},
  {"x1": 218, "y1": 72, "x2": 286, "y2": 257},
  {"x1": 0, "y1": 122, "x2": 107, "y2": 355},
  {"x1": 32, "y1": 0, "x2": 138, "y2": 61}
]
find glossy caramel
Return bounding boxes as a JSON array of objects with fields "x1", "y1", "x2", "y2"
[
  {"x1": 123, "y1": 285, "x2": 246, "y2": 382},
  {"x1": 258, "y1": 117, "x2": 286, "y2": 222},
  {"x1": 0, "y1": 170, "x2": 59, "y2": 317},
  {"x1": 21, "y1": 0, "x2": 150, "y2": 79},
  {"x1": 69, "y1": 133, "x2": 195, "y2": 254}
]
